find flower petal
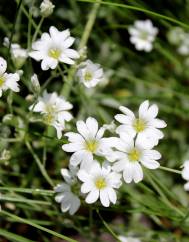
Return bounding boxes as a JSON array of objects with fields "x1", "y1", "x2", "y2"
[
  {"x1": 100, "y1": 189, "x2": 110, "y2": 207},
  {"x1": 85, "y1": 189, "x2": 99, "y2": 204},
  {"x1": 140, "y1": 158, "x2": 160, "y2": 169}
]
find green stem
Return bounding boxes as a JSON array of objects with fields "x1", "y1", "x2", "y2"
[
  {"x1": 8, "y1": 0, "x2": 23, "y2": 57},
  {"x1": 32, "y1": 17, "x2": 45, "y2": 43},
  {"x1": 61, "y1": 0, "x2": 102, "y2": 98},
  {"x1": 0, "y1": 187, "x2": 54, "y2": 196},
  {"x1": 0, "y1": 228, "x2": 35, "y2": 242},
  {"x1": 1, "y1": 210, "x2": 78, "y2": 242},
  {"x1": 145, "y1": 170, "x2": 184, "y2": 217},
  {"x1": 16, "y1": 0, "x2": 39, "y2": 31},
  {"x1": 7, "y1": 91, "x2": 13, "y2": 114},
  {"x1": 96, "y1": 209, "x2": 121, "y2": 241},
  {"x1": 27, "y1": 0, "x2": 34, "y2": 49},
  {"x1": 25, "y1": 141, "x2": 54, "y2": 187},
  {"x1": 1, "y1": 196, "x2": 51, "y2": 205},
  {"x1": 78, "y1": 0, "x2": 189, "y2": 29},
  {"x1": 79, "y1": 0, "x2": 102, "y2": 50},
  {"x1": 159, "y1": 166, "x2": 182, "y2": 175}
]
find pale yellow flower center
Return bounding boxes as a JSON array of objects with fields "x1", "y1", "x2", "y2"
[
  {"x1": 85, "y1": 139, "x2": 98, "y2": 153},
  {"x1": 45, "y1": 105, "x2": 56, "y2": 113},
  {"x1": 95, "y1": 177, "x2": 107, "y2": 189},
  {"x1": 84, "y1": 71, "x2": 93, "y2": 81},
  {"x1": 133, "y1": 118, "x2": 146, "y2": 133},
  {"x1": 140, "y1": 31, "x2": 149, "y2": 40},
  {"x1": 0, "y1": 75, "x2": 5, "y2": 87},
  {"x1": 128, "y1": 148, "x2": 141, "y2": 162},
  {"x1": 48, "y1": 48, "x2": 61, "y2": 59},
  {"x1": 43, "y1": 113, "x2": 54, "y2": 125}
]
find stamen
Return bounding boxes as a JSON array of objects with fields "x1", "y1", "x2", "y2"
[
  {"x1": 133, "y1": 118, "x2": 146, "y2": 132},
  {"x1": 43, "y1": 113, "x2": 55, "y2": 124},
  {"x1": 84, "y1": 71, "x2": 93, "y2": 81},
  {"x1": 85, "y1": 139, "x2": 98, "y2": 153},
  {"x1": 48, "y1": 48, "x2": 61, "y2": 59},
  {"x1": 0, "y1": 75, "x2": 5, "y2": 87},
  {"x1": 95, "y1": 177, "x2": 107, "y2": 189},
  {"x1": 128, "y1": 148, "x2": 140, "y2": 162}
]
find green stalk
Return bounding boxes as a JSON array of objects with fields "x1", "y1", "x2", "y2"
[
  {"x1": 61, "y1": 0, "x2": 102, "y2": 98},
  {"x1": 0, "y1": 187, "x2": 54, "y2": 196},
  {"x1": 0, "y1": 229, "x2": 35, "y2": 242},
  {"x1": 27, "y1": 0, "x2": 34, "y2": 49},
  {"x1": 1, "y1": 210, "x2": 78, "y2": 242},
  {"x1": 25, "y1": 141, "x2": 54, "y2": 187},
  {"x1": 1, "y1": 196, "x2": 51, "y2": 205},
  {"x1": 8, "y1": 0, "x2": 23, "y2": 57},
  {"x1": 145, "y1": 170, "x2": 184, "y2": 217},
  {"x1": 96, "y1": 209, "x2": 121, "y2": 241},
  {"x1": 78, "y1": 0, "x2": 189, "y2": 29},
  {"x1": 32, "y1": 17, "x2": 45, "y2": 43},
  {"x1": 159, "y1": 166, "x2": 182, "y2": 175}
]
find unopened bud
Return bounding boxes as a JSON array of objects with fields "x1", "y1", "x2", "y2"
[
  {"x1": 31, "y1": 74, "x2": 40, "y2": 94},
  {"x1": 40, "y1": 0, "x2": 55, "y2": 17}
]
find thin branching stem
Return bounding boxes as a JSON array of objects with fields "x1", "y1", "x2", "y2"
[{"x1": 25, "y1": 140, "x2": 54, "y2": 187}]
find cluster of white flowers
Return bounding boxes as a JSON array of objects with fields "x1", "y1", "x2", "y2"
[
  {"x1": 55, "y1": 100, "x2": 167, "y2": 214},
  {"x1": 1, "y1": 13, "x2": 187, "y2": 224},
  {"x1": 128, "y1": 20, "x2": 158, "y2": 52},
  {"x1": 30, "y1": 91, "x2": 73, "y2": 139}
]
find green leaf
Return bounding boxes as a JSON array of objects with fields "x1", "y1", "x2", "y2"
[{"x1": 0, "y1": 229, "x2": 35, "y2": 242}]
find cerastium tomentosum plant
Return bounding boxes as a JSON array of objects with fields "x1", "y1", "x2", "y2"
[{"x1": 1, "y1": 0, "x2": 189, "y2": 241}]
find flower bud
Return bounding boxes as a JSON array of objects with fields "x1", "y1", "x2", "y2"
[
  {"x1": 31, "y1": 74, "x2": 40, "y2": 94},
  {"x1": 40, "y1": 0, "x2": 55, "y2": 17},
  {"x1": 167, "y1": 27, "x2": 185, "y2": 45},
  {"x1": 11, "y1": 44, "x2": 28, "y2": 69},
  {"x1": 0, "y1": 149, "x2": 11, "y2": 161}
]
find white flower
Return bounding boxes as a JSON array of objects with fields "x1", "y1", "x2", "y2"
[
  {"x1": 31, "y1": 73, "x2": 40, "y2": 93},
  {"x1": 78, "y1": 162, "x2": 122, "y2": 207},
  {"x1": 118, "y1": 235, "x2": 141, "y2": 242},
  {"x1": 128, "y1": 20, "x2": 158, "y2": 52},
  {"x1": 40, "y1": 0, "x2": 55, "y2": 17},
  {"x1": 11, "y1": 44, "x2": 28, "y2": 68},
  {"x1": 76, "y1": 59, "x2": 104, "y2": 88},
  {"x1": 182, "y1": 160, "x2": 189, "y2": 191},
  {"x1": 177, "y1": 34, "x2": 189, "y2": 56},
  {"x1": 110, "y1": 134, "x2": 161, "y2": 183},
  {"x1": 0, "y1": 57, "x2": 20, "y2": 97},
  {"x1": 3, "y1": 38, "x2": 28, "y2": 69},
  {"x1": 167, "y1": 27, "x2": 185, "y2": 45},
  {"x1": 29, "y1": 26, "x2": 79, "y2": 70},
  {"x1": 115, "y1": 100, "x2": 166, "y2": 147},
  {"x1": 30, "y1": 91, "x2": 73, "y2": 138},
  {"x1": 55, "y1": 165, "x2": 80, "y2": 215},
  {"x1": 62, "y1": 117, "x2": 112, "y2": 168}
]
